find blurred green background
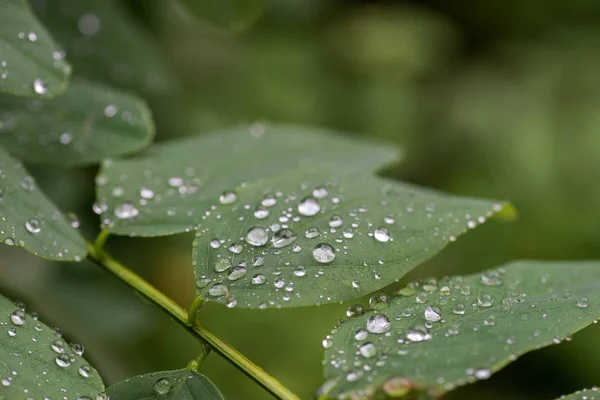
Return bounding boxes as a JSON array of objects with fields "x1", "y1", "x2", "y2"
[{"x1": 2, "y1": 0, "x2": 600, "y2": 398}]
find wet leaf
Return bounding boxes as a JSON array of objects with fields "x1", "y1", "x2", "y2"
[
  {"x1": 95, "y1": 123, "x2": 400, "y2": 236},
  {"x1": 0, "y1": 0, "x2": 71, "y2": 98},
  {"x1": 182, "y1": 0, "x2": 268, "y2": 33},
  {"x1": 31, "y1": 0, "x2": 174, "y2": 97},
  {"x1": 320, "y1": 261, "x2": 600, "y2": 399},
  {"x1": 192, "y1": 167, "x2": 512, "y2": 308},
  {"x1": 0, "y1": 146, "x2": 87, "y2": 260},
  {"x1": 107, "y1": 368, "x2": 224, "y2": 400},
  {"x1": 556, "y1": 388, "x2": 600, "y2": 399},
  {"x1": 0, "y1": 293, "x2": 105, "y2": 398},
  {"x1": 0, "y1": 79, "x2": 154, "y2": 165}
]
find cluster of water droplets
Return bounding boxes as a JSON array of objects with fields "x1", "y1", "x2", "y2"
[
  {"x1": 321, "y1": 265, "x2": 594, "y2": 396},
  {"x1": 1, "y1": 299, "x2": 108, "y2": 399}
]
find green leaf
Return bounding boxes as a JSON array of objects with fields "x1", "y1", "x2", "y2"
[
  {"x1": 0, "y1": 0, "x2": 71, "y2": 98},
  {"x1": 32, "y1": 0, "x2": 174, "y2": 96},
  {"x1": 320, "y1": 261, "x2": 600, "y2": 399},
  {"x1": 182, "y1": 0, "x2": 268, "y2": 33},
  {"x1": 0, "y1": 146, "x2": 87, "y2": 260},
  {"x1": 95, "y1": 123, "x2": 401, "y2": 237},
  {"x1": 107, "y1": 369, "x2": 224, "y2": 400},
  {"x1": 555, "y1": 388, "x2": 600, "y2": 399},
  {"x1": 0, "y1": 293, "x2": 105, "y2": 399},
  {"x1": 191, "y1": 167, "x2": 511, "y2": 308},
  {"x1": 0, "y1": 79, "x2": 155, "y2": 166}
]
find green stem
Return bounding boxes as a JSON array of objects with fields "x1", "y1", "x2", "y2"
[
  {"x1": 187, "y1": 296, "x2": 205, "y2": 326},
  {"x1": 94, "y1": 230, "x2": 110, "y2": 250},
  {"x1": 86, "y1": 242, "x2": 299, "y2": 400}
]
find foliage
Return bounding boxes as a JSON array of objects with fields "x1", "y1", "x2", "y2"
[{"x1": 0, "y1": 1, "x2": 598, "y2": 400}]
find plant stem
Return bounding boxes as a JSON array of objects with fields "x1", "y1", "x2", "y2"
[{"x1": 86, "y1": 242, "x2": 300, "y2": 400}]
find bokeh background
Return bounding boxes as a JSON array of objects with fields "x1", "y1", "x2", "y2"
[{"x1": 1, "y1": 0, "x2": 600, "y2": 398}]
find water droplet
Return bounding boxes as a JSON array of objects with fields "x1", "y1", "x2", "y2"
[
  {"x1": 154, "y1": 378, "x2": 171, "y2": 395},
  {"x1": 252, "y1": 274, "x2": 266, "y2": 285},
  {"x1": 305, "y1": 227, "x2": 320, "y2": 239},
  {"x1": 71, "y1": 342, "x2": 84, "y2": 356},
  {"x1": 293, "y1": 266, "x2": 307, "y2": 277},
  {"x1": 424, "y1": 306, "x2": 442, "y2": 322},
  {"x1": 104, "y1": 104, "x2": 117, "y2": 118},
  {"x1": 366, "y1": 314, "x2": 391, "y2": 334},
  {"x1": 51, "y1": 339, "x2": 65, "y2": 353},
  {"x1": 33, "y1": 78, "x2": 47, "y2": 94},
  {"x1": 453, "y1": 303, "x2": 466, "y2": 315},
  {"x1": 210, "y1": 239, "x2": 221, "y2": 249},
  {"x1": 25, "y1": 218, "x2": 41, "y2": 234},
  {"x1": 373, "y1": 227, "x2": 391, "y2": 242},
  {"x1": 359, "y1": 342, "x2": 377, "y2": 358},
  {"x1": 384, "y1": 215, "x2": 395, "y2": 224},
  {"x1": 7, "y1": 328, "x2": 16, "y2": 337},
  {"x1": 478, "y1": 294, "x2": 493, "y2": 307},
  {"x1": 253, "y1": 206, "x2": 270, "y2": 219},
  {"x1": 346, "y1": 304, "x2": 365, "y2": 318},
  {"x1": 10, "y1": 310, "x2": 25, "y2": 325},
  {"x1": 78, "y1": 365, "x2": 92, "y2": 378},
  {"x1": 474, "y1": 369, "x2": 491, "y2": 380},
  {"x1": 272, "y1": 229, "x2": 297, "y2": 248},
  {"x1": 214, "y1": 258, "x2": 232, "y2": 273},
  {"x1": 208, "y1": 284, "x2": 227, "y2": 296},
  {"x1": 246, "y1": 227, "x2": 268, "y2": 247},
  {"x1": 369, "y1": 293, "x2": 390, "y2": 310},
  {"x1": 55, "y1": 354, "x2": 71, "y2": 367},
  {"x1": 406, "y1": 326, "x2": 432, "y2": 342},
  {"x1": 228, "y1": 267, "x2": 247, "y2": 281},
  {"x1": 312, "y1": 243, "x2": 336, "y2": 263},
  {"x1": 354, "y1": 329, "x2": 368, "y2": 341},
  {"x1": 328, "y1": 215, "x2": 343, "y2": 228},
  {"x1": 322, "y1": 338, "x2": 333, "y2": 348},
  {"x1": 228, "y1": 243, "x2": 244, "y2": 254},
  {"x1": 261, "y1": 194, "x2": 277, "y2": 207},
  {"x1": 252, "y1": 256, "x2": 265, "y2": 267},
  {"x1": 3, "y1": 238, "x2": 15, "y2": 246},
  {"x1": 298, "y1": 197, "x2": 320, "y2": 216},
  {"x1": 140, "y1": 187, "x2": 155, "y2": 199},
  {"x1": 219, "y1": 190, "x2": 237, "y2": 204},
  {"x1": 481, "y1": 270, "x2": 503, "y2": 286},
  {"x1": 114, "y1": 202, "x2": 139, "y2": 219},
  {"x1": 577, "y1": 297, "x2": 589, "y2": 308},
  {"x1": 312, "y1": 186, "x2": 328, "y2": 199}
]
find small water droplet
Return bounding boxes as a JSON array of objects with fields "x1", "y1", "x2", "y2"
[
  {"x1": 328, "y1": 215, "x2": 343, "y2": 228},
  {"x1": 79, "y1": 365, "x2": 92, "y2": 378},
  {"x1": 214, "y1": 258, "x2": 232, "y2": 273},
  {"x1": 312, "y1": 186, "x2": 328, "y2": 199},
  {"x1": 140, "y1": 187, "x2": 155, "y2": 199},
  {"x1": 424, "y1": 306, "x2": 442, "y2": 322},
  {"x1": 228, "y1": 267, "x2": 247, "y2": 281},
  {"x1": 252, "y1": 274, "x2": 266, "y2": 285},
  {"x1": 114, "y1": 202, "x2": 139, "y2": 220},
  {"x1": 253, "y1": 206, "x2": 270, "y2": 219},
  {"x1": 369, "y1": 293, "x2": 390, "y2": 310},
  {"x1": 354, "y1": 329, "x2": 368, "y2": 341},
  {"x1": 55, "y1": 354, "x2": 71, "y2": 367},
  {"x1": 24, "y1": 218, "x2": 41, "y2": 234},
  {"x1": 359, "y1": 342, "x2": 377, "y2": 358},
  {"x1": 305, "y1": 227, "x2": 320, "y2": 239},
  {"x1": 246, "y1": 227, "x2": 269, "y2": 247},
  {"x1": 51, "y1": 339, "x2": 65, "y2": 353},
  {"x1": 208, "y1": 284, "x2": 227, "y2": 296},
  {"x1": 272, "y1": 229, "x2": 297, "y2": 248},
  {"x1": 10, "y1": 310, "x2": 25, "y2": 325},
  {"x1": 33, "y1": 79, "x2": 47, "y2": 94},
  {"x1": 210, "y1": 239, "x2": 221, "y2": 249},
  {"x1": 577, "y1": 297, "x2": 589, "y2": 308},
  {"x1": 346, "y1": 304, "x2": 365, "y2": 318}
]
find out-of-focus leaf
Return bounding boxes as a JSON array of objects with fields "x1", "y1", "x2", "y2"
[
  {"x1": 555, "y1": 388, "x2": 600, "y2": 399},
  {"x1": 0, "y1": 79, "x2": 154, "y2": 165},
  {"x1": 94, "y1": 123, "x2": 400, "y2": 236},
  {"x1": 0, "y1": 293, "x2": 105, "y2": 398},
  {"x1": 107, "y1": 369, "x2": 224, "y2": 400},
  {"x1": 181, "y1": 0, "x2": 267, "y2": 33},
  {"x1": 320, "y1": 261, "x2": 600, "y2": 399},
  {"x1": 191, "y1": 167, "x2": 513, "y2": 308},
  {"x1": 31, "y1": 0, "x2": 173, "y2": 96},
  {"x1": 0, "y1": 0, "x2": 71, "y2": 98},
  {"x1": 0, "y1": 146, "x2": 87, "y2": 260}
]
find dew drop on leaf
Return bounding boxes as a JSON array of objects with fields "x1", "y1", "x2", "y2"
[
  {"x1": 154, "y1": 378, "x2": 171, "y2": 395},
  {"x1": 366, "y1": 314, "x2": 391, "y2": 334},
  {"x1": 373, "y1": 227, "x2": 391, "y2": 242},
  {"x1": 298, "y1": 197, "x2": 320, "y2": 216},
  {"x1": 312, "y1": 243, "x2": 336, "y2": 263},
  {"x1": 219, "y1": 190, "x2": 237, "y2": 204},
  {"x1": 246, "y1": 227, "x2": 268, "y2": 247}
]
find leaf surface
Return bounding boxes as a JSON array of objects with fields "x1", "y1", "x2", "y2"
[
  {"x1": 107, "y1": 369, "x2": 224, "y2": 400},
  {"x1": 191, "y1": 167, "x2": 512, "y2": 308},
  {"x1": 0, "y1": 146, "x2": 87, "y2": 260},
  {"x1": 182, "y1": 0, "x2": 268, "y2": 33},
  {"x1": 0, "y1": 0, "x2": 71, "y2": 98},
  {"x1": 320, "y1": 261, "x2": 600, "y2": 399},
  {"x1": 0, "y1": 293, "x2": 105, "y2": 399},
  {"x1": 556, "y1": 389, "x2": 600, "y2": 399},
  {"x1": 0, "y1": 79, "x2": 154, "y2": 165},
  {"x1": 95, "y1": 124, "x2": 400, "y2": 236}
]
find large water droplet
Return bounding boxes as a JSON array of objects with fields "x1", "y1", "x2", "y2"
[
  {"x1": 214, "y1": 258, "x2": 232, "y2": 273},
  {"x1": 359, "y1": 342, "x2": 377, "y2": 358},
  {"x1": 312, "y1": 186, "x2": 328, "y2": 199},
  {"x1": 298, "y1": 197, "x2": 320, "y2": 216},
  {"x1": 208, "y1": 284, "x2": 227, "y2": 296},
  {"x1": 246, "y1": 227, "x2": 268, "y2": 247},
  {"x1": 228, "y1": 267, "x2": 247, "y2": 281},
  {"x1": 366, "y1": 314, "x2": 391, "y2": 334},
  {"x1": 219, "y1": 190, "x2": 237, "y2": 204},
  {"x1": 354, "y1": 329, "x2": 368, "y2": 341},
  {"x1": 210, "y1": 239, "x2": 221, "y2": 249},
  {"x1": 10, "y1": 310, "x2": 25, "y2": 325},
  {"x1": 369, "y1": 293, "x2": 390, "y2": 310},
  {"x1": 424, "y1": 306, "x2": 442, "y2": 322},
  {"x1": 253, "y1": 206, "x2": 270, "y2": 219},
  {"x1": 272, "y1": 229, "x2": 297, "y2": 248},
  {"x1": 51, "y1": 339, "x2": 65, "y2": 353},
  {"x1": 25, "y1": 218, "x2": 41, "y2": 234},
  {"x1": 252, "y1": 274, "x2": 266, "y2": 285},
  {"x1": 374, "y1": 227, "x2": 391, "y2": 242},
  {"x1": 55, "y1": 354, "x2": 71, "y2": 367},
  {"x1": 312, "y1": 243, "x2": 336, "y2": 263},
  {"x1": 346, "y1": 304, "x2": 365, "y2": 318},
  {"x1": 305, "y1": 227, "x2": 320, "y2": 239},
  {"x1": 328, "y1": 215, "x2": 343, "y2": 228},
  {"x1": 78, "y1": 365, "x2": 92, "y2": 378},
  {"x1": 154, "y1": 378, "x2": 171, "y2": 395},
  {"x1": 114, "y1": 202, "x2": 139, "y2": 219}
]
